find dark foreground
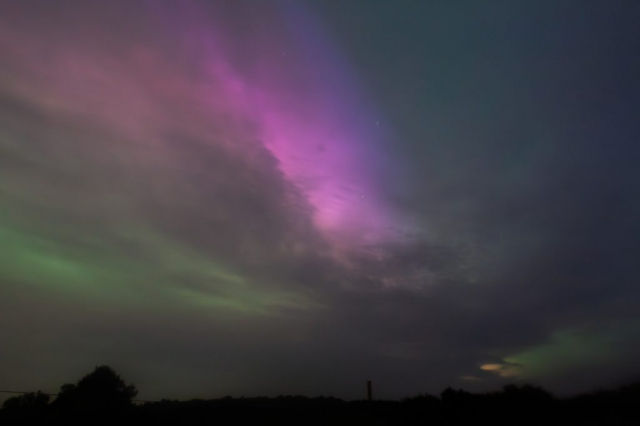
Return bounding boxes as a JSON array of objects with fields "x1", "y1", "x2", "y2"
[
  {"x1": 2, "y1": 366, "x2": 639, "y2": 425},
  {"x1": 4, "y1": 387, "x2": 640, "y2": 426}
]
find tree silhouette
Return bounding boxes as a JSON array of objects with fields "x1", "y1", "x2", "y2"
[{"x1": 53, "y1": 365, "x2": 137, "y2": 413}]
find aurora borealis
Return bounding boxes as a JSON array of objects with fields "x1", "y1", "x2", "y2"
[{"x1": 1, "y1": 0, "x2": 640, "y2": 401}]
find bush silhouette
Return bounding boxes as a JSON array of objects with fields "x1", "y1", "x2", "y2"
[{"x1": 2, "y1": 391, "x2": 50, "y2": 412}]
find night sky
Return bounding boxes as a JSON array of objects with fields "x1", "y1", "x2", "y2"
[{"x1": 1, "y1": 0, "x2": 640, "y2": 402}]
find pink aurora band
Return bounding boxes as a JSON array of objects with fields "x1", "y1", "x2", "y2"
[{"x1": 154, "y1": 1, "x2": 410, "y2": 254}]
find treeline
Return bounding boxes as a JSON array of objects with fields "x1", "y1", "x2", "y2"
[{"x1": 2, "y1": 366, "x2": 639, "y2": 425}]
